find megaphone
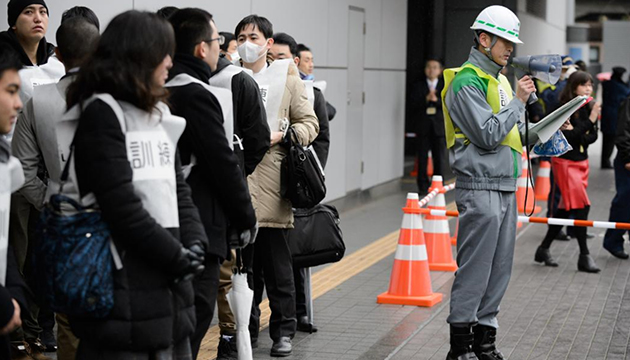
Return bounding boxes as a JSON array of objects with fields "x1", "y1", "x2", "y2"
[{"x1": 509, "y1": 54, "x2": 562, "y2": 104}]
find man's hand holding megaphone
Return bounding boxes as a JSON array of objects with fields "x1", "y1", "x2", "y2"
[{"x1": 516, "y1": 75, "x2": 536, "y2": 104}]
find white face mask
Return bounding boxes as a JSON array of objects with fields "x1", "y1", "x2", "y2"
[
  {"x1": 229, "y1": 51, "x2": 240, "y2": 63},
  {"x1": 237, "y1": 41, "x2": 267, "y2": 64}
]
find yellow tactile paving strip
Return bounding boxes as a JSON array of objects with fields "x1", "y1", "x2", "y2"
[{"x1": 198, "y1": 198, "x2": 457, "y2": 359}]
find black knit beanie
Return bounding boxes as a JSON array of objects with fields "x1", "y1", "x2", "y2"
[{"x1": 8, "y1": 0, "x2": 48, "y2": 27}]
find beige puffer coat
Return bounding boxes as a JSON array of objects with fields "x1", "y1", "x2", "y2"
[{"x1": 247, "y1": 62, "x2": 319, "y2": 228}]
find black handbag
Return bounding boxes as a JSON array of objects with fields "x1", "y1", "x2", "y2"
[
  {"x1": 280, "y1": 127, "x2": 326, "y2": 209},
  {"x1": 288, "y1": 204, "x2": 345, "y2": 268},
  {"x1": 34, "y1": 144, "x2": 116, "y2": 318}
]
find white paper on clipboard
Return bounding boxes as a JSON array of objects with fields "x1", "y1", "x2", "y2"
[{"x1": 526, "y1": 95, "x2": 589, "y2": 145}]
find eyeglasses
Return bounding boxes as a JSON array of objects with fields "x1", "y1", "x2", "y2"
[{"x1": 205, "y1": 35, "x2": 225, "y2": 46}]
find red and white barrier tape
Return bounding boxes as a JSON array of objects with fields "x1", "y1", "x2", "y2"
[
  {"x1": 418, "y1": 183, "x2": 456, "y2": 208},
  {"x1": 416, "y1": 208, "x2": 630, "y2": 231}
]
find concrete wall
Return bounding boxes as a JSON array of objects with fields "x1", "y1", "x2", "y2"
[
  {"x1": 1, "y1": 0, "x2": 408, "y2": 202},
  {"x1": 602, "y1": 20, "x2": 630, "y2": 74},
  {"x1": 517, "y1": 0, "x2": 568, "y2": 57}
]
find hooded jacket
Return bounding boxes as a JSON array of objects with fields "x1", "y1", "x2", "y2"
[
  {"x1": 443, "y1": 47, "x2": 526, "y2": 191},
  {"x1": 0, "y1": 29, "x2": 55, "y2": 67}
]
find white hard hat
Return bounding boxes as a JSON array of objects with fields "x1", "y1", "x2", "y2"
[{"x1": 470, "y1": 5, "x2": 523, "y2": 44}]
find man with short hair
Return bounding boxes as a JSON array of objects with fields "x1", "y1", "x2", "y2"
[
  {"x1": 210, "y1": 24, "x2": 270, "y2": 360},
  {"x1": 296, "y1": 43, "x2": 336, "y2": 121},
  {"x1": 270, "y1": 32, "x2": 330, "y2": 335},
  {"x1": 442, "y1": 5, "x2": 535, "y2": 359},
  {"x1": 166, "y1": 9, "x2": 259, "y2": 359},
  {"x1": 12, "y1": 15, "x2": 100, "y2": 360},
  {"x1": 411, "y1": 58, "x2": 445, "y2": 195},
  {"x1": 271, "y1": 32, "x2": 329, "y2": 167},
  {"x1": 235, "y1": 15, "x2": 319, "y2": 357},
  {"x1": 60, "y1": 6, "x2": 100, "y2": 30},
  {"x1": 0, "y1": 44, "x2": 29, "y2": 360},
  {"x1": 219, "y1": 32, "x2": 239, "y2": 63}
]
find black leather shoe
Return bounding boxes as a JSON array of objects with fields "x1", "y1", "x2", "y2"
[
  {"x1": 447, "y1": 352, "x2": 478, "y2": 360},
  {"x1": 554, "y1": 230, "x2": 570, "y2": 241},
  {"x1": 473, "y1": 325, "x2": 504, "y2": 360},
  {"x1": 535, "y1": 246, "x2": 558, "y2": 267},
  {"x1": 270, "y1": 337, "x2": 292, "y2": 357},
  {"x1": 40, "y1": 330, "x2": 57, "y2": 352},
  {"x1": 297, "y1": 315, "x2": 318, "y2": 333},
  {"x1": 216, "y1": 336, "x2": 238, "y2": 360},
  {"x1": 605, "y1": 248, "x2": 630, "y2": 259},
  {"x1": 447, "y1": 325, "x2": 478, "y2": 360},
  {"x1": 578, "y1": 254, "x2": 600, "y2": 273}
]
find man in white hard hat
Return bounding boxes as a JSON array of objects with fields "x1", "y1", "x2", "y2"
[{"x1": 441, "y1": 5, "x2": 535, "y2": 360}]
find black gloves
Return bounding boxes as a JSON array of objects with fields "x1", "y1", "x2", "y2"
[
  {"x1": 173, "y1": 242, "x2": 206, "y2": 284},
  {"x1": 229, "y1": 223, "x2": 259, "y2": 249}
]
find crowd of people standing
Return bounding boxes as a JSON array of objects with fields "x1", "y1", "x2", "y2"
[{"x1": 0, "y1": 1, "x2": 335, "y2": 359}]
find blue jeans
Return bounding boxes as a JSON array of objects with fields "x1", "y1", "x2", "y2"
[{"x1": 603, "y1": 157, "x2": 630, "y2": 252}]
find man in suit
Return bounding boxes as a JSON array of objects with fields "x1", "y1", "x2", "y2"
[{"x1": 412, "y1": 58, "x2": 445, "y2": 195}]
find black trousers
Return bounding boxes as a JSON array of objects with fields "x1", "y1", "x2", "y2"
[
  {"x1": 602, "y1": 133, "x2": 616, "y2": 167},
  {"x1": 190, "y1": 255, "x2": 221, "y2": 360},
  {"x1": 416, "y1": 122, "x2": 445, "y2": 194},
  {"x1": 293, "y1": 267, "x2": 308, "y2": 318},
  {"x1": 249, "y1": 228, "x2": 296, "y2": 341},
  {"x1": 77, "y1": 338, "x2": 193, "y2": 360}
]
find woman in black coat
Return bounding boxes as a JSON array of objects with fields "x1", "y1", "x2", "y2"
[
  {"x1": 535, "y1": 71, "x2": 601, "y2": 273},
  {"x1": 65, "y1": 11, "x2": 208, "y2": 359}
]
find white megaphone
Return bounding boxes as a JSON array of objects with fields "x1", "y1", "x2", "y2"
[{"x1": 509, "y1": 54, "x2": 562, "y2": 104}]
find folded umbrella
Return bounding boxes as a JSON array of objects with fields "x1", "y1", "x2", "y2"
[{"x1": 226, "y1": 249, "x2": 254, "y2": 360}]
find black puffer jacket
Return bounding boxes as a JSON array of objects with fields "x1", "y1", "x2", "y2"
[{"x1": 71, "y1": 99, "x2": 208, "y2": 351}]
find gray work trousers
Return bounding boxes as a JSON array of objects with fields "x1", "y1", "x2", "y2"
[{"x1": 447, "y1": 188, "x2": 517, "y2": 328}]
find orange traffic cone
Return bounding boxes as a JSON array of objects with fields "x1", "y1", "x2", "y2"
[
  {"x1": 377, "y1": 193, "x2": 443, "y2": 307},
  {"x1": 534, "y1": 160, "x2": 551, "y2": 201},
  {"x1": 410, "y1": 157, "x2": 418, "y2": 177},
  {"x1": 427, "y1": 151, "x2": 434, "y2": 178},
  {"x1": 516, "y1": 152, "x2": 541, "y2": 214},
  {"x1": 424, "y1": 176, "x2": 457, "y2": 272}
]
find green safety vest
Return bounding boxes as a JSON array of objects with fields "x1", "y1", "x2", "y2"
[{"x1": 442, "y1": 62, "x2": 523, "y2": 154}]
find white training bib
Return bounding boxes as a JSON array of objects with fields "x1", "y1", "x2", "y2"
[
  {"x1": 209, "y1": 64, "x2": 250, "y2": 91},
  {"x1": 82, "y1": 94, "x2": 186, "y2": 229},
  {"x1": 0, "y1": 162, "x2": 9, "y2": 287},
  {"x1": 0, "y1": 157, "x2": 25, "y2": 285},
  {"x1": 303, "y1": 80, "x2": 315, "y2": 107},
  {"x1": 251, "y1": 59, "x2": 291, "y2": 131},
  {"x1": 126, "y1": 131, "x2": 176, "y2": 181},
  {"x1": 313, "y1": 80, "x2": 327, "y2": 94},
  {"x1": 166, "y1": 74, "x2": 234, "y2": 150},
  {"x1": 18, "y1": 56, "x2": 65, "y2": 104}
]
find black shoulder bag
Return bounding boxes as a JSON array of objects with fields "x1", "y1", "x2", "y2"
[{"x1": 280, "y1": 127, "x2": 326, "y2": 208}]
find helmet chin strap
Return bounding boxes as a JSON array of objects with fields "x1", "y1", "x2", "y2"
[{"x1": 475, "y1": 32, "x2": 502, "y2": 66}]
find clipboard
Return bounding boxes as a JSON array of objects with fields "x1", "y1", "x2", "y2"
[{"x1": 526, "y1": 95, "x2": 590, "y2": 145}]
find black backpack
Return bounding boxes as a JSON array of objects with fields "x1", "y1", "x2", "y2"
[{"x1": 280, "y1": 127, "x2": 326, "y2": 208}]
